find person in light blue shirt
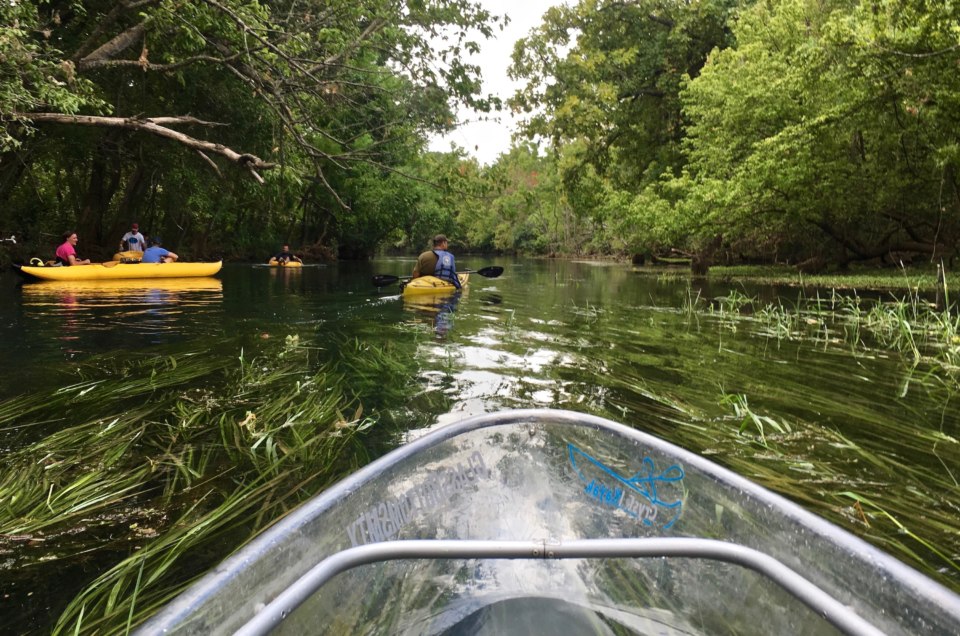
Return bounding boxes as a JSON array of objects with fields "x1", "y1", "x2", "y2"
[{"x1": 142, "y1": 237, "x2": 178, "y2": 263}]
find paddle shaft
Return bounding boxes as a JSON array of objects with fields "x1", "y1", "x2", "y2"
[{"x1": 372, "y1": 265, "x2": 503, "y2": 288}]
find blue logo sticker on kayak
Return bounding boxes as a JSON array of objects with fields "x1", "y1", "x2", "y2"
[{"x1": 568, "y1": 444, "x2": 684, "y2": 530}]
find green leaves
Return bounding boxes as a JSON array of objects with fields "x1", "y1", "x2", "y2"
[
  {"x1": 674, "y1": 0, "x2": 960, "y2": 263},
  {"x1": 1, "y1": 0, "x2": 510, "y2": 258}
]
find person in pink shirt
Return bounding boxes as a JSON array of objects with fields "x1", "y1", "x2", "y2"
[{"x1": 55, "y1": 231, "x2": 91, "y2": 266}]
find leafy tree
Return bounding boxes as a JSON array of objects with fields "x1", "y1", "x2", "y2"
[
  {"x1": 679, "y1": 0, "x2": 960, "y2": 266},
  {"x1": 507, "y1": 0, "x2": 738, "y2": 259},
  {"x1": 1, "y1": 0, "x2": 505, "y2": 257}
]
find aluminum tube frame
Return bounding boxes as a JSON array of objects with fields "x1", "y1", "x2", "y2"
[{"x1": 235, "y1": 537, "x2": 884, "y2": 636}]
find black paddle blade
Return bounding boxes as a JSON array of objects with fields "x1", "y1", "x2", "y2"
[
  {"x1": 372, "y1": 274, "x2": 402, "y2": 287},
  {"x1": 474, "y1": 266, "x2": 504, "y2": 278}
]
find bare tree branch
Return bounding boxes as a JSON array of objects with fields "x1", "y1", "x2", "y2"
[
  {"x1": 195, "y1": 150, "x2": 223, "y2": 178},
  {"x1": 19, "y1": 113, "x2": 275, "y2": 181},
  {"x1": 73, "y1": 0, "x2": 161, "y2": 61},
  {"x1": 79, "y1": 52, "x2": 245, "y2": 73},
  {"x1": 79, "y1": 22, "x2": 149, "y2": 70},
  {"x1": 312, "y1": 18, "x2": 387, "y2": 71}
]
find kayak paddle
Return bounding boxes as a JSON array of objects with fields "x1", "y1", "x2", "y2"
[
  {"x1": 465, "y1": 266, "x2": 504, "y2": 278},
  {"x1": 371, "y1": 266, "x2": 503, "y2": 288},
  {"x1": 372, "y1": 274, "x2": 411, "y2": 287}
]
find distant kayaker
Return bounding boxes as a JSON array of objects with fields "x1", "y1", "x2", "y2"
[
  {"x1": 271, "y1": 245, "x2": 302, "y2": 264},
  {"x1": 119, "y1": 222, "x2": 146, "y2": 252},
  {"x1": 142, "y1": 237, "x2": 178, "y2": 263},
  {"x1": 412, "y1": 234, "x2": 461, "y2": 289},
  {"x1": 55, "y1": 231, "x2": 91, "y2": 266}
]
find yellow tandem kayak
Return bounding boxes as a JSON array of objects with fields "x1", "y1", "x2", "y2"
[
  {"x1": 401, "y1": 273, "x2": 469, "y2": 296},
  {"x1": 14, "y1": 261, "x2": 223, "y2": 281}
]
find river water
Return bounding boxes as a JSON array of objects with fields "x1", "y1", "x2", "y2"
[{"x1": 1, "y1": 258, "x2": 958, "y2": 629}]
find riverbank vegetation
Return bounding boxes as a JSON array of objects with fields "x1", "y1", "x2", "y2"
[
  {"x1": 691, "y1": 286, "x2": 960, "y2": 582},
  {"x1": 695, "y1": 285, "x2": 960, "y2": 387},
  {"x1": 4, "y1": 0, "x2": 960, "y2": 272},
  {"x1": 635, "y1": 262, "x2": 960, "y2": 293}
]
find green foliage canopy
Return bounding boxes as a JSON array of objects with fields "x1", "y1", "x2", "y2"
[{"x1": 1, "y1": 0, "x2": 506, "y2": 258}]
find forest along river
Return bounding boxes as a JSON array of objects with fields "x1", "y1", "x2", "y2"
[{"x1": 0, "y1": 258, "x2": 958, "y2": 631}]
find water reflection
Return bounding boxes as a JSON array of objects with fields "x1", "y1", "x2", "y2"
[
  {"x1": 478, "y1": 292, "x2": 503, "y2": 306},
  {"x1": 19, "y1": 277, "x2": 223, "y2": 347},
  {"x1": 404, "y1": 291, "x2": 463, "y2": 338},
  {"x1": 1, "y1": 258, "x2": 958, "y2": 595}
]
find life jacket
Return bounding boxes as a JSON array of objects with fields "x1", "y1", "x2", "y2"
[{"x1": 433, "y1": 249, "x2": 460, "y2": 288}]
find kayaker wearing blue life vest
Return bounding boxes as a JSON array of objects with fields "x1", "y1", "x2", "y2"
[{"x1": 412, "y1": 234, "x2": 461, "y2": 289}]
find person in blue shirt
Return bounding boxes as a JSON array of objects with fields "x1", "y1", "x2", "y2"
[{"x1": 142, "y1": 237, "x2": 179, "y2": 263}]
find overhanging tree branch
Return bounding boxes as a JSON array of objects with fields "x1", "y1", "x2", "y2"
[
  {"x1": 78, "y1": 22, "x2": 150, "y2": 70},
  {"x1": 73, "y1": 0, "x2": 161, "y2": 61},
  {"x1": 18, "y1": 113, "x2": 275, "y2": 182}
]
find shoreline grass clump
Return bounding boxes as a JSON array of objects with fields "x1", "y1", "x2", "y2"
[
  {"x1": 689, "y1": 282, "x2": 960, "y2": 387},
  {"x1": 0, "y1": 336, "x2": 416, "y2": 634},
  {"x1": 707, "y1": 263, "x2": 960, "y2": 292}
]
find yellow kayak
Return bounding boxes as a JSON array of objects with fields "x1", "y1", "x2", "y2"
[
  {"x1": 112, "y1": 250, "x2": 144, "y2": 262},
  {"x1": 268, "y1": 258, "x2": 302, "y2": 267},
  {"x1": 402, "y1": 273, "x2": 469, "y2": 296},
  {"x1": 14, "y1": 261, "x2": 223, "y2": 281}
]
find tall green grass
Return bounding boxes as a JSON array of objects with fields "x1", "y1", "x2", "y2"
[
  {"x1": 698, "y1": 284, "x2": 960, "y2": 385},
  {"x1": 667, "y1": 284, "x2": 960, "y2": 586},
  {"x1": 0, "y1": 336, "x2": 414, "y2": 634}
]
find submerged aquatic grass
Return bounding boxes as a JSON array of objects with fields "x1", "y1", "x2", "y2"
[
  {"x1": 604, "y1": 287, "x2": 960, "y2": 587},
  {"x1": 710, "y1": 385, "x2": 960, "y2": 584},
  {"x1": 718, "y1": 392, "x2": 791, "y2": 447},
  {"x1": 0, "y1": 336, "x2": 417, "y2": 634}
]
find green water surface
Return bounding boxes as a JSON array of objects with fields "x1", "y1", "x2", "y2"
[{"x1": 1, "y1": 258, "x2": 957, "y2": 631}]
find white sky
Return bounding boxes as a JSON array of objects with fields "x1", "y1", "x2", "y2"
[{"x1": 428, "y1": 1, "x2": 560, "y2": 165}]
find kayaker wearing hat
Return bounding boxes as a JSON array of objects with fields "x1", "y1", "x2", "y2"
[
  {"x1": 120, "y1": 222, "x2": 146, "y2": 252},
  {"x1": 141, "y1": 236, "x2": 178, "y2": 263}
]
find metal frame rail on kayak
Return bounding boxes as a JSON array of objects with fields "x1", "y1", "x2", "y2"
[{"x1": 235, "y1": 537, "x2": 884, "y2": 636}]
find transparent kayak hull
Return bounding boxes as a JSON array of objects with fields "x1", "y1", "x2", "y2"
[{"x1": 140, "y1": 410, "x2": 960, "y2": 635}]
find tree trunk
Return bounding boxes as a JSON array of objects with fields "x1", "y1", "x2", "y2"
[
  {"x1": 78, "y1": 133, "x2": 123, "y2": 249},
  {"x1": 116, "y1": 161, "x2": 148, "y2": 224},
  {"x1": 691, "y1": 234, "x2": 722, "y2": 276}
]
